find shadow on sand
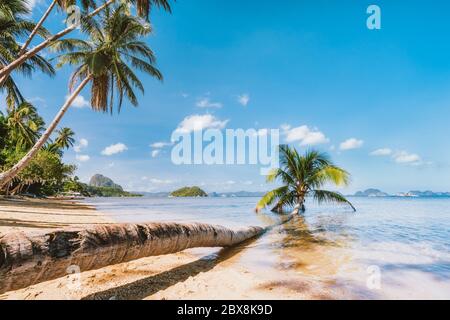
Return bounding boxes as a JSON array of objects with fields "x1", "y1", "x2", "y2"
[{"x1": 82, "y1": 237, "x2": 259, "y2": 300}]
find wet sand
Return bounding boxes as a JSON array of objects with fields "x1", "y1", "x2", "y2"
[
  {"x1": 3, "y1": 197, "x2": 448, "y2": 300},
  {"x1": 0, "y1": 199, "x2": 318, "y2": 299},
  {"x1": 0, "y1": 198, "x2": 352, "y2": 300},
  {"x1": 0, "y1": 198, "x2": 110, "y2": 234}
]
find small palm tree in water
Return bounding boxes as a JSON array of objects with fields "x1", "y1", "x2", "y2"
[{"x1": 256, "y1": 145, "x2": 356, "y2": 213}]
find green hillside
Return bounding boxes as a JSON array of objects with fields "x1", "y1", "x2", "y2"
[{"x1": 170, "y1": 186, "x2": 208, "y2": 197}]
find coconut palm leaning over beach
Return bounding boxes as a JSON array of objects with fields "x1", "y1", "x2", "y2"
[
  {"x1": 256, "y1": 145, "x2": 356, "y2": 213},
  {"x1": 0, "y1": 0, "x2": 55, "y2": 110},
  {"x1": 0, "y1": 0, "x2": 172, "y2": 86},
  {"x1": 0, "y1": 4, "x2": 163, "y2": 189}
]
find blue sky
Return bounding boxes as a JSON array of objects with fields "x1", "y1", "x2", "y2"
[{"x1": 4, "y1": 0, "x2": 450, "y2": 193}]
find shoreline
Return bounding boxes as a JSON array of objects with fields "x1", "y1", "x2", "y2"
[
  {"x1": 3, "y1": 197, "x2": 446, "y2": 299},
  {"x1": 0, "y1": 198, "x2": 331, "y2": 300}
]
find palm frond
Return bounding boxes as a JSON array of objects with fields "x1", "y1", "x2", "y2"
[
  {"x1": 257, "y1": 145, "x2": 356, "y2": 213},
  {"x1": 312, "y1": 189, "x2": 356, "y2": 211},
  {"x1": 256, "y1": 186, "x2": 289, "y2": 211},
  {"x1": 55, "y1": 4, "x2": 163, "y2": 113}
]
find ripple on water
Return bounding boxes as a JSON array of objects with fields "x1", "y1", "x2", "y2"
[{"x1": 83, "y1": 196, "x2": 450, "y2": 299}]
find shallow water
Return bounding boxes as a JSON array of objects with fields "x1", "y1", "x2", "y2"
[{"x1": 84, "y1": 197, "x2": 450, "y2": 299}]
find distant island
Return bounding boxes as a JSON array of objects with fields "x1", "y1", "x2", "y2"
[
  {"x1": 354, "y1": 189, "x2": 389, "y2": 197},
  {"x1": 353, "y1": 188, "x2": 450, "y2": 198},
  {"x1": 127, "y1": 187, "x2": 450, "y2": 199},
  {"x1": 137, "y1": 190, "x2": 266, "y2": 198},
  {"x1": 64, "y1": 174, "x2": 141, "y2": 197},
  {"x1": 170, "y1": 186, "x2": 208, "y2": 197},
  {"x1": 89, "y1": 174, "x2": 123, "y2": 190},
  {"x1": 209, "y1": 191, "x2": 265, "y2": 198}
]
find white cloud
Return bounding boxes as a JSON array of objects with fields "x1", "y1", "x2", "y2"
[
  {"x1": 370, "y1": 148, "x2": 392, "y2": 156},
  {"x1": 371, "y1": 148, "x2": 425, "y2": 166},
  {"x1": 68, "y1": 95, "x2": 90, "y2": 108},
  {"x1": 74, "y1": 138, "x2": 88, "y2": 153},
  {"x1": 151, "y1": 150, "x2": 160, "y2": 158},
  {"x1": 196, "y1": 97, "x2": 222, "y2": 108},
  {"x1": 101, "y1": 143, "x2": 128, "y2": 156},
  {"x1": 174, "y1": 114, "x2": 228, "y2": 134},
  {"x1": 237, "y1": 94, "x2": 250, "y2": 106},
  {"x1": 393, "y1": 151, "x2": 421, "y2": 164},
  {"x1": 79, "y1": 138, "x2": 88, "y2": 147},
  {"x1": 149, "y1": 178, "x2": 174, "y2": 184},
  {"x1": 26, "y1": 0, "x2": 41, "y2": 10},
  {"x1": 282, "y1": 125, "x2": 329, "y2": 146},
  {"x1": 28, "y1": 96, "x2": 46, "y2": 107},
  {"x1": 150, "y1": 141, "x2": 172, "y2": 148},
  {"x1": 76, "y1": 154, "x2": 90, "y2": 162},
  {"x1": 339, "y1": 138, "x2": 364, "y2": 150},
  {"x1": 226, "y1": 180, "x2": 236, "y2": 185}
]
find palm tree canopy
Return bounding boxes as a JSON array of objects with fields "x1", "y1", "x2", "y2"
[
  {"x1": 257, "y1": 145, "x2": 356, "y2": 212},
  {"x1": 0, "y1": 0, "x2": 29, "y2": 19},
  {"x1": 55, "y1": 0, "x2": 97, "y2": 11},
  {"x1": 131, "y1": 0, "x2": 173, "y2": 20},
  {"x1": 0, "y1": 0, "x2": 54, "y2": 110},
  {"x1": 5, "y1": 102, "x2": 45, "y2": 150},
  {"x1": 51, "y1": 4, "x2": 163, "y2": 113},
  {"x1": 54, "y1": 127, "x2": 75, "y2": 150}
]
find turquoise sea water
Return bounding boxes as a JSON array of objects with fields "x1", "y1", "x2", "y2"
[{"x1": 84, "y1": 197, "x2": 450, "y2": 299}]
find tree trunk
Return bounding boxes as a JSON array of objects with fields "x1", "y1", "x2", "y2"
[
  {"x1": 0, "y1": 0, "x2": 115, "y2": 80},
  {"x1": 0, "y1": 0, "x2": 59, "y2": 87},
  {"x1": 21, "y1": 0, "x2": 58, "y2": 55},
  {"x1": 0, "y1": 210, "x2": 299, "y2": 294},
  {"x1": 0, "y1": 222, "x2": 262, "y2": 294},
  {"x1": 0, "y1": 76, "x2": 92, "y2": 190}
]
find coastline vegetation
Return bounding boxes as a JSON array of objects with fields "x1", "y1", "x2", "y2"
[
  {"x1": 63, "y1": 176, "x2": 142, "y2": 197},
  {"x1": 0, "y1": 0, "x2": 172, "y2": 196},
  {"x1": 0, "y1": 103, "x2": 76, "y2": 196}
]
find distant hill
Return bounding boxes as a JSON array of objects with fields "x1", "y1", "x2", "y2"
[
  {"x1": 80, "y1": 174, "x2": 140, "y2": 197},
  {"x1": 399, "y1": 190, "x2": 450, "y2": 197},
  {"x1": 135, "y1": 190, "x2": 265, "y2": 198},
  {"x1": 136, "y1": 191, "x2": 170, "y2": 198},
  {"x1": 353, "y1": 188, "x2": 450, "y2": 198},
  {"x1": 170, "y1": 186, "x2": 208, "y2": 197},
  {"x1": 354, "y1": 189, "x2": 389, "y2": 197},
  {"x1": 209, "y1": 191, "x2": 265, "y2": 197},
  {"x1": 89, "y1": 174, "x2": 123, "y2": 190}
]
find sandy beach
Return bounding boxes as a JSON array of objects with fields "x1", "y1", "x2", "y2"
[
  {"x1": 0, "y1": 198, "x2": 343, "y2": 300},
  {"x1": 1, "y1": 197, "x2": 449, "y2": 300}
]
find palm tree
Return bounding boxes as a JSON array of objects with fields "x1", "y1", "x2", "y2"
[
  {"x1": 0, "y1": 0, "x2": 172, "y2": 82},
  {"x1": 256, "y1": 145, "x2": 356, "y2": 213},
  {"x1": 0, "y1": 0, "x2": 55, "y2": 110},
  {"x1": 5, "y1": 102, "x2": 44, "y2": 150},
  {"x1": 0, "y1": 111, "x2": 7, "y2": 153},
  {"x1": 44, "y1": 127, "x2": 75, "y2": 155},
  {"x1": 0, "y1": 0, "x2": 28, "y2": 19},
  {"x1": 18, "y1": 1, "x2": 97, "y2": 56},
  {"x1": 0, "y1": 4, "x2": 163, "y2": 189},
  {"x1": 53, "y1": 127, "x2": 75, "y2": 150}
]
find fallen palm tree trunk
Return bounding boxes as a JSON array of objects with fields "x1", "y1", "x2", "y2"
[{"x1": 0, "y1": 210, "x2": 297, "y2": 294}]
